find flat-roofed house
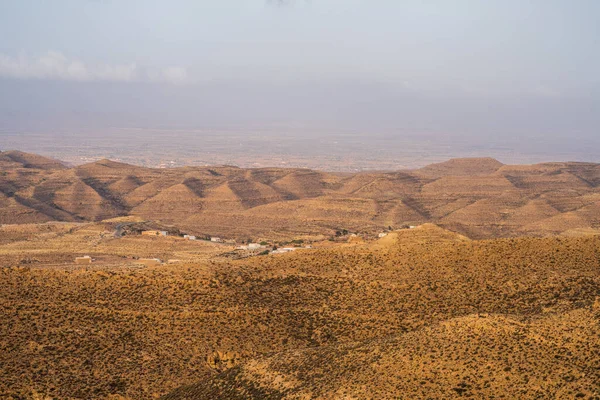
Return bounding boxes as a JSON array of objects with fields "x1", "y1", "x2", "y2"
[
  {"x1": 136, "y1": 258, "x2": 162, "y2": 267},
  {"x1": 75, "y1": 255, "x2": 92, "y2": 264},
  {"x1": 271, "y1": 247, "x2": 296, "y2": 254}
]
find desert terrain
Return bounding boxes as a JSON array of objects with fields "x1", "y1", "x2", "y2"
[
  {"x1": 2, "y1": 150, "x2": 600, "y2": 240},
  {"x1": 1, "y1": 151, "x2": 599, "y2": 399}
]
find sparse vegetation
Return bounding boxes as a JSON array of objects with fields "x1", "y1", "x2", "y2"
[
  {"x1": 1, "y1": 152, "x2": 600, "y2": 399},
  {"x1": 0, "y1": 224, "x2": 599, "y2": 399}
]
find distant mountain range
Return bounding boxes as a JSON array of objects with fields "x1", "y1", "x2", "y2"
[{"x1": 2, "y1": 150, "x2": 600, "y2": 239}]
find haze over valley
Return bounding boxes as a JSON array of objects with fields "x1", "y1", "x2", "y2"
[
  {"x1": 2, "y1": 127, "x2": 599, "y2": 172},
  {"x1": 1, "y1": 1, "x2": 600, "y2": 399}
]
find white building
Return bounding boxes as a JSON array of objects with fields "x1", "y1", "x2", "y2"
[
  {"x1": 211, "y1": 237, "x2": 222, "y2": 243},
  {"x1": 75, "y1": 255, "x2": 92, "y2": 264},
  {"x1": 272, "y1": 247, "x2": 296, "y2": 254},
  {"x1": 136, "y1": 258, "x2": 162, "y2": 267}
]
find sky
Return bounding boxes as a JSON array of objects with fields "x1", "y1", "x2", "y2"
[{"x1": 0, "y1": 0, "x2": 599, "y2": 161}]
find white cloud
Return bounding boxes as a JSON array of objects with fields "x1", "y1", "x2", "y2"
[{"x1": 0, "y1": 51, "x2": 187, "y2": 84}]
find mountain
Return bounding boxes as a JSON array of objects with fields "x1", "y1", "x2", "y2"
[
  {"x1": 1, "y1": 152, "x2": 600, "y2": 239},
  {"x1": 413, "y1": 157, "x2": 504, "y2": 178},
  {"x1": 0, "y1": 150, "x2": 66, "y2": 170}
]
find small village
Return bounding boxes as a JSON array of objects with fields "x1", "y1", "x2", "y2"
[{"x1": 73, "y1": 224, "x2": 420, "y2": 266}]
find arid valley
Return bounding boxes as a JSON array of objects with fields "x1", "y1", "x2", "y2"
[
  {"x1": 3, "y1": 2, "x2": 600, "y2": 398},
  {"x1": 1, "y1": 150, "x2": 599, "y2": 399}
]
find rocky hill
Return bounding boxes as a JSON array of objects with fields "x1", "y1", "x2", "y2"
[{"x1": 2, "y1": 151, "x2": 600, "y2": 239}]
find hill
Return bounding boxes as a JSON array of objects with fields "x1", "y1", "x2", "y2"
[
  {"x1": 413, "y1": 157, "x2": 504, "y2": 178},
  {"x1": 1, "y1": 224, "x2": 598, "y2": 399},
  {"x1": 0, "y1": 150, "x2": 66, "y2": 170},
  {"x1": 163, "y1": 309, "x2": 599, "y2": 399},
  {"x1": 1, "y1": 152, "x2": 600, "y2": 240}
]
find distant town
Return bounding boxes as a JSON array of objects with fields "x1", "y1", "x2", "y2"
[{"x1": 4, "y1": 128, "x2": 596, "y2": 172}]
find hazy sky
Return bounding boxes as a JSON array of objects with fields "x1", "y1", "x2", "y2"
[{"x1": 0, "y1": 1, "x2": 599, "y2": 150}]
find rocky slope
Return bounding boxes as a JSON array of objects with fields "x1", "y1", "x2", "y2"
[{"x1": 2, "y1": 151, "x2": 600, "y2": 239}]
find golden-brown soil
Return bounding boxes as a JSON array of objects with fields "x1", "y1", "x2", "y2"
[{"x1": 1, "y1": 224, "x2": 599, "y2": 399}]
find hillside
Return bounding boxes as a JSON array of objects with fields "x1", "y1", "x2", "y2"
[
  {"x1": 0, "y1": 150, "x2": 66, "y2": 170},
  {"x1": 1, "y1": 152, "x2": 600, "y2": 239},
  {"x1": 413, "y1": 157, "x2": 504, "y2": 178},
  {"x1": 1, "y1": 224, "x2": 599, "y2": 399},
  {"x1": 163, "y1": 309, "x2": 599, "y2": 400}
]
